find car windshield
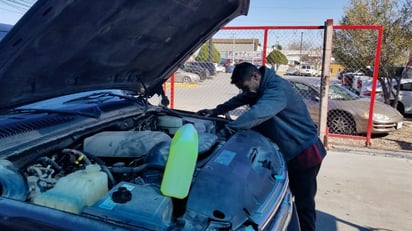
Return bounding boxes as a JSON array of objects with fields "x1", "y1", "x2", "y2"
[
  {"x1": 0, "y1": 24, "x2": 12, "y2": 41},
  {"x1": 329, "y1": 85, "x2": 360, "y2": 100},
  {"x1": 0, "y1": 31, "x2": 7, "y2": 41}
]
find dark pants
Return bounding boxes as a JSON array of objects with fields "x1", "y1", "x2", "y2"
[{"x1": 287, "y1": 162, "x2": 321, "y2": 231}]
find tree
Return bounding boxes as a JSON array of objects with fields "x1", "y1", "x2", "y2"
[
  {"x1": 272, "y1": 44, "x2": 282, "y2": 50},
  {"x1": 287, "y1": 41, "x2": 312, "y2": 50},
  {"x1": 195, "y1": 42, "x2": 221, "y2": 63},
  {"x1": 266, "y1": 49, "x2": 288, "y2": 70},
  {"x1": 334, "y1": 0, "x2": 412, "y2": 106}
]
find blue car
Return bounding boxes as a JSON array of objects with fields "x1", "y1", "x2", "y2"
[{"x1": 0, "y1": 1, "x2": 298, "y2": 230}]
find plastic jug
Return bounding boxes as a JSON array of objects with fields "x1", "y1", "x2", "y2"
[
  {"x1": 33, "y1": 164, "x2": 108, "y2": 214},
  {"x1": 160, "y1": 123, "x2": 198, "y2": 199}
]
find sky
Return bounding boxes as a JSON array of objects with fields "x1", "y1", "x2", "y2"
[
  {"x1": 228, "y1": 0, "x2": 348, "y2": 26},
  {"x1": 0, "y1": 0, "x2": 349, "y2": 26}
]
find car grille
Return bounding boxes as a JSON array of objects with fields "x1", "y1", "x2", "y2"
[{"x1": 373, "y1": 122, "x2": 397, "y2": 131}]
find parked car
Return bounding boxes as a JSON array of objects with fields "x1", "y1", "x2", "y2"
[
  {"x1": 285, "y1": 67, "x2": 299, "y2": 76},
  {"x1": 299, "y1": 65, "x2": 317, "y2": 76},
  {"x1": 172, "y1": 68, "x2": 201, "y2": 83},
  {"x1": 225, "y1": 64, "x2": 235, "y2": 73},
  {"x1": 403, "y1": 66, "x2": 412, "y2": 79},
  {"x1": 351, "y1": 67, "x2": 408, "y2": 97},
  {"x1": 359, "y1": 77, "x2": 412, "y2": 115},
  {"x1": 195, "y1": 61, "x2": 217, "y2": 76},
  {"x1": 336, "y1": 68, "x2": 358, "y2": 80},
  {"x1": 313, "y1": 70, "x2": 322, "y2": 77},
  {"x1": 180, "y1": 62, "x2": 211, "y2": 80},
  {"x1": 348, "y1": 76, "x2": 382, "y2": 97},
  {"x1": 214, "y1": 63, "x2": 226, "y2": 73},
  {"x1": 389, "y1": 79, "x2": 412, "y2": 115},
  {"x1": 341, "y1": 67, "x2": 373, "y2": 91},
  {"x1": 0, "y1": 1, "x2": 297, "y2": 230},
  {"x1": 285, "y1": 77, "x2": 404, "y2": 135}
]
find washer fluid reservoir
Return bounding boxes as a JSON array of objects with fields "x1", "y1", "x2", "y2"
[{"x1": 32, "y1": 164, "x2": 108, "y2": 214}]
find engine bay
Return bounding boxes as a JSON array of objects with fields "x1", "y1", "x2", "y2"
[{"x1": 0, "y1": 111, "x2": 288, "y2": 230}]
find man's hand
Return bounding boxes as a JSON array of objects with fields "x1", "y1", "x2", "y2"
[
  {"x1": 197, "y1": 109, "x2": 217, "y2": 117},
  {"x1": 216, "y1": 125, "x2": 236, "y2": 140}
]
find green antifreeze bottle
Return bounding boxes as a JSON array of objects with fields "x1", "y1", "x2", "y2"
[{"x1": 160, "y1": 123, "x2": 198, "y2": 199}]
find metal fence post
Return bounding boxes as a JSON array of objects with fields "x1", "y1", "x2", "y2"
[
  {"x1": 319, "y1": 19, "x2": 333, "y2": 145},
  {"x1": 262, "y1": 27, "x2": 268, "y2": 66}
]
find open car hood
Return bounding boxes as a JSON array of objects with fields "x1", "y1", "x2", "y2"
[{"x1": 0, "y1": 0, "x2": 249, "y2": 111}]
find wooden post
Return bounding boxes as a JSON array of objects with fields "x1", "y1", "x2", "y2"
[{"x1": 319, "y1": 19, "x2": 333, "y2": 147}]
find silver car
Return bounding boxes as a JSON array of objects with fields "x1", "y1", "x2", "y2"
[
  {"x1": 286, "y1": 77, "x2": 404, "y2": 134},
  {"x1": 173, "y1": 68, "x2": 201, "y2": 83}
]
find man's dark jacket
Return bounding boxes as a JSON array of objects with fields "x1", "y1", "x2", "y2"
[{"x1": 214, "y1": 67, "x2": 325, "y2": 161}]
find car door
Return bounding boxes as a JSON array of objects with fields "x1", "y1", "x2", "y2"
[
  {"x1": 399, "y1": 82, "x2": 412, "y2": 114},
  {"x1": 290, "y1": 81, "x2": 320, "y2": 124}
]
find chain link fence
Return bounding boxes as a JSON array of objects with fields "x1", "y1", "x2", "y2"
[{"x1": 161, "y1": 25, "x2": 405, "y2": 148}]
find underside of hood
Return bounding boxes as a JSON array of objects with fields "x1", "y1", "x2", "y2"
[{"x1": 0, "y1": 0, "x2": 249, "y2": 111}]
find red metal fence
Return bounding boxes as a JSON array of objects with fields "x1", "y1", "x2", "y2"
[{"x1": 160, "y1": 22, "x2": 391, "y2": 148}]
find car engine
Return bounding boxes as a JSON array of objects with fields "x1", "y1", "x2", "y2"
[{"x1": 0, "y1": 111, "x2": 288, "y2": 230}]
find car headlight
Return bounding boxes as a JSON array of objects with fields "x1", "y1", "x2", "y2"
[
  {"x1": 361, "y1": 112, "x2": 390, "y2": 121},
  {"x1": 373, "y1": 113, "x2": 390, "y2": 121}
]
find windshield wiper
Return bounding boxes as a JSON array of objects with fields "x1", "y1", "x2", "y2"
[{"x1": 8, "y1": 107, "x2": 102, "y2": 118}]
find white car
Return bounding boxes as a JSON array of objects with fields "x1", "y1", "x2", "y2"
[
  {"x1": 285, "y1": 67, "x2": 299, "y2": 75},
  {"x1": 392, "y1": 79, "x2": 412, "y2": 115},
  {"x1": 214, "y1": 63, "x2": 226, "y2": 73},
  {"x1": 299, "y1": 65, "x2": 317, "y2": 76}
]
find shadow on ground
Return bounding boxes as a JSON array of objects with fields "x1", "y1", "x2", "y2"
[{"x1": 316, "y1": 210, "x2": 395, "y2": 231}]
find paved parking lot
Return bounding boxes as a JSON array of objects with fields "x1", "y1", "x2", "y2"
[{"x1": 316, "y1": 149, "x2": 412, "y2": 231}]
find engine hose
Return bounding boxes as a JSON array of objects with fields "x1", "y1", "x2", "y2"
[
  {"x1": 109, "y1": 163, "x2": 164, "y2": 174},
  {"x1": 62, "y1": 148, "x2": 92, "y2": 165},
  {"x1": 62, "y1": 149, "x2": 116, "y2": 187},
  {"x1": 81, "y1": 151, "x2": 117, "y2": 187},
  {"x1": 37, "y1": 156, "x2": 63, "y2": 172}
]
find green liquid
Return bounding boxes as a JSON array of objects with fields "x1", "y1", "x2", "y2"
[{"x1": 160, "y1": 123, "x2": 198, "y2": 199}]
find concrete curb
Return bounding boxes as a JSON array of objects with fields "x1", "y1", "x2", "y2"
[{"x1": 329, "y1": 144, "x2": 412, "y2": 161}]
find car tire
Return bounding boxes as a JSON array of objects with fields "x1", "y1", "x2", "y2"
[
  {"x1": 182, "y1": 76, "x2": 191, "y2": 84},
  {"x1": 327, "y1": 112, "x2": 356, "y2": 135},
  {"x1": 396, "y1": 102, "x2": 405, "y2": 115}
]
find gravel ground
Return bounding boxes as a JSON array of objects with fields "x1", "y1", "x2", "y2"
[{"x1": 328, "y1": 116, "x2": 412, "y2": 153}]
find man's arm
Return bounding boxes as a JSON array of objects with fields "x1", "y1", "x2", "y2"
[
  {"x1": 228, "y1": 83, "x2": 287, "y2": 129},
  {"x1": 198, "y1": 93, "x2": 249, "y2": 116},
  {"x1": 214, "y1": 93, "x2": 249, "y2": 114}
]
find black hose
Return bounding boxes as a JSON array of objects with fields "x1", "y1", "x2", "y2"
[
  {"x1": 62, "y1": 149, "x2": 116, "y2": 187},
  {"x1": 81, "y1": 151, "x2": 117, "y2": 188},
  {"x1": 109, "y1": 163, "x2": 164, "y2": 174},
  {"x1": 62, "y1": 149, "x2": 92, "y2": 165},
  {"x1": 37, "y1": 157, "x2": 63, "y2": 172}
]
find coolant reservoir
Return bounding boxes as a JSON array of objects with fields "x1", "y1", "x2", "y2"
[
  {"x1": 32, "y1": 164, "x2": 108, "y2": 214},
  {"x1": 157, "y1": 115, "x2": 184, "y2": 134},
  {"x1": 161, "y1": 123, "x2": 198, "y2": 199}
]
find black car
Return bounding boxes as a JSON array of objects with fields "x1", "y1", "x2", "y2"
[
  {"x1": 194, "y1": 61, "x2": 218, "y2": 76},
  {"x1": 0, "y1": 1, "x2": 297, "y2": 230},
  {"x1": 180, "y1": 62, "x2": 211, "y2": 80}
]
